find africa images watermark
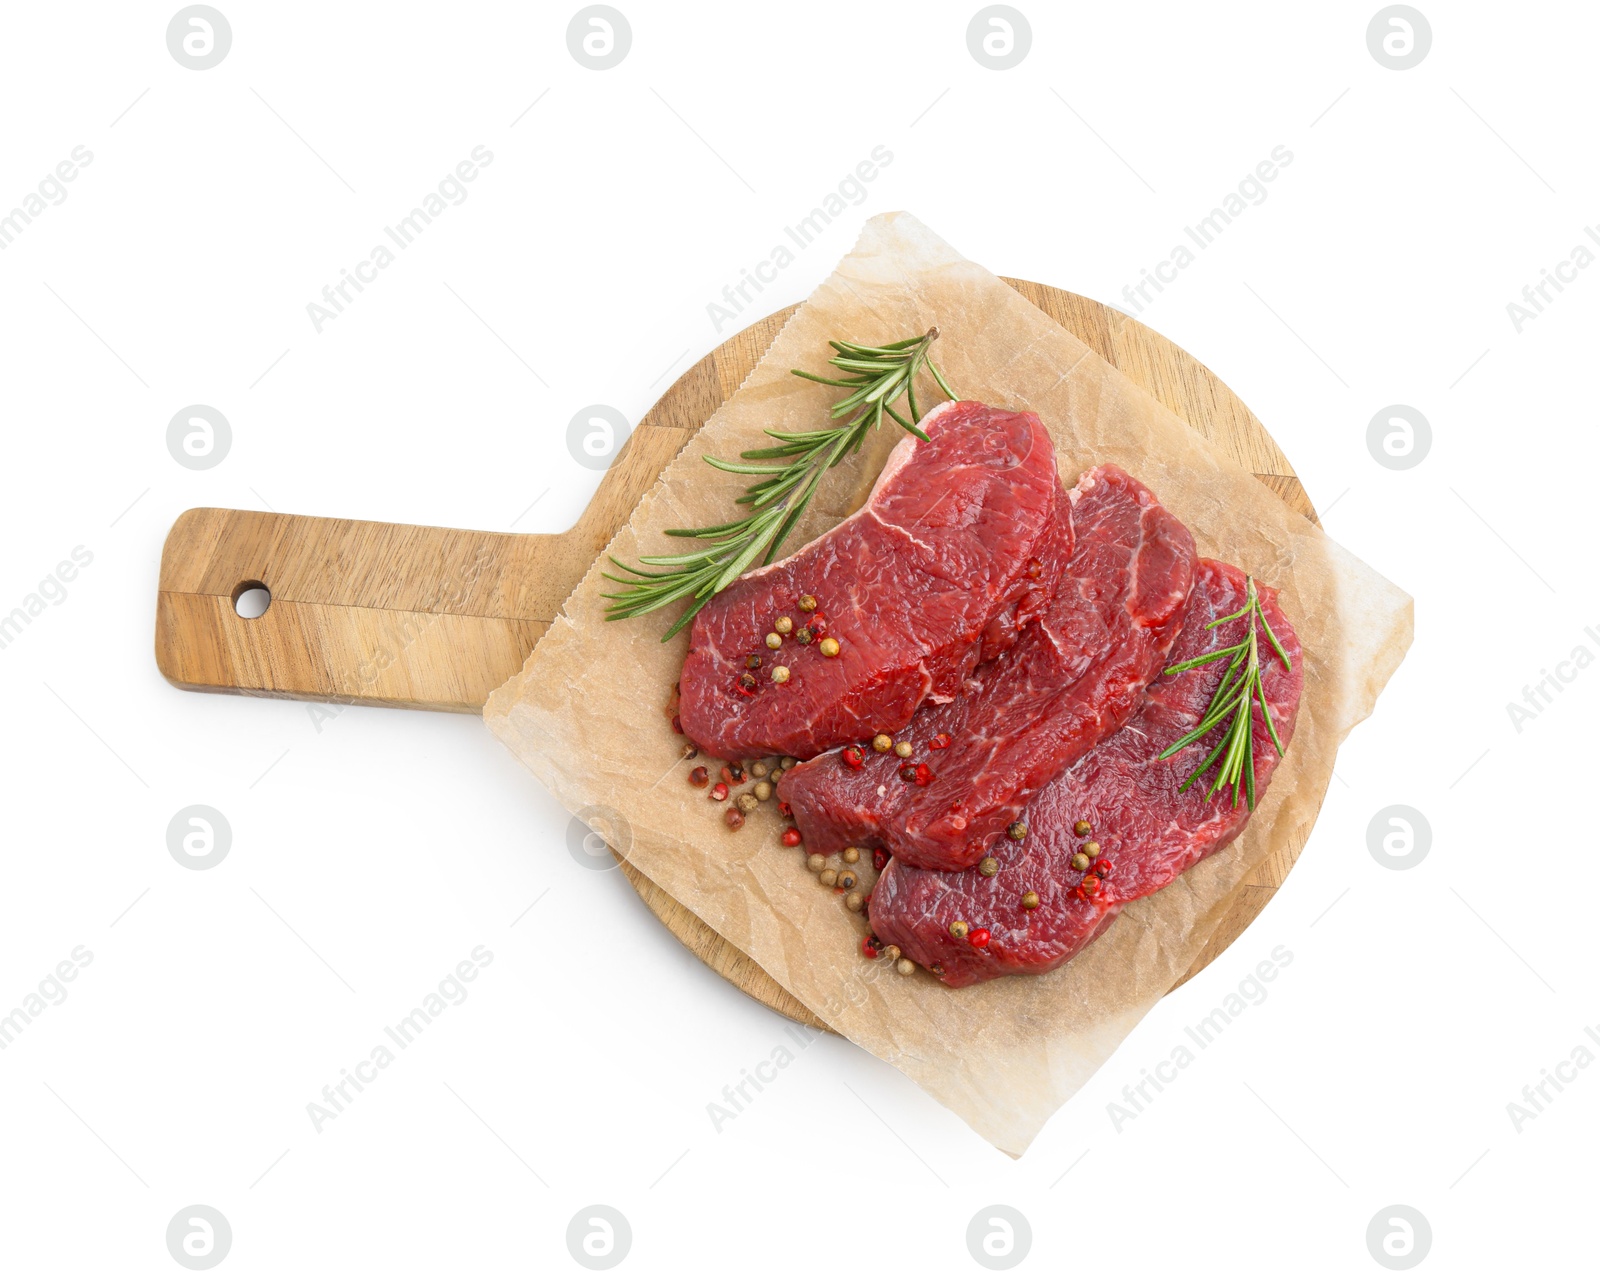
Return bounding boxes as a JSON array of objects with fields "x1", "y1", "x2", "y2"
[
  {"x1": 1504, "y1": 623, "x2": 1600, "y2": 733},
  {"x1": 0, "y1": 146, "x2": 94, "y2": 251},
  {"x1": 1118, "y1": 145, "x2": 1295, "y2": 315},
  {"x1": 1505, "y1": 1019, "x2": 1600, "y2": 1133},
  {"x1": 1505, "y1": 224, "x2": 1600, "y2": 334},
  {"x1": 705, "y1": 145, "x2": 894, "y2": 334},
  {"x1": 0, "y1": 546, "x2": 94, "y2": 653},
  {"x1": 1106, "y1": 945, "x2": 1294, "y2": 1131},
  {"x1": 305, "y1": 945, "x2": 494, "y2": 1132},
  {"x1": 0, "y1": 946, "x2": 94, "y2": 1051},
  {"x1": 305, "y1": 145, "x2": 495, "y2": 333}
]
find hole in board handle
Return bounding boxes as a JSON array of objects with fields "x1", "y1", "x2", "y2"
[{"x1": 231, "y1": 581, "x2": 271, "y2": 619}]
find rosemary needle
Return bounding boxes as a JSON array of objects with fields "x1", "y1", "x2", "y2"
[
  {"x1": 603, "y1": 328, "x2": 956, "y2": 640},
  {"x1": 1155, "y1": 576, "x2": 1292, "y2": 809}
]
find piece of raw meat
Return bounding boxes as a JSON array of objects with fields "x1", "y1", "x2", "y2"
[
  {"x1": 780, "y1": 464, "x2": 1196, "y2": 871},
  {"x1": 869, "y1": 559, "x2": 1303, "y2": 987},
  {"x1": 677, "y1": 401, "x2": 1062, "y2": 761}
]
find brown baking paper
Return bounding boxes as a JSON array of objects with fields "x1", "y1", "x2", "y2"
[{"x1": 484, "y1": 212, "x2": 1413, "y2": 1156}]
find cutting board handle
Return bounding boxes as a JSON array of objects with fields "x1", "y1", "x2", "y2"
[{"x1": 154, "y1": 422, "x2": 696, "y2": 713}]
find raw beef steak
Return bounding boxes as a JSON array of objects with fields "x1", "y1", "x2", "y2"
[
  {"x1": 780, "y1": 465, "x2": 1196, "y2": 870},
  {"x1": 677, "y1": 401, "x2": 1062, "y2": 761},
  {"x1": 869, "y1": 560, "x2": 1304, "y2": 987}
]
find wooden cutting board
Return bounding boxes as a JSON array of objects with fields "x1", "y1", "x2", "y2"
[{"x1": 156, "y1": 280, "x2": 1317, "y2": 1032}]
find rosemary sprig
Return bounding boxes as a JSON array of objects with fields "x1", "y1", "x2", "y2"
[
  {"x1": 603, "y1": 329, "x2": 956, "y2": 639},
  {"x1": 1155, "y1": 576, "x2": 1292, "y2": 810}
]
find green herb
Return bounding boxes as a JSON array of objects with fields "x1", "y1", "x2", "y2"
[
  {"x1": 1155, "y1": 576, "x2": 1292, "y2": 809},
  {"x1": 603, "y1": 329, "x2": 956, "y2": 639}
]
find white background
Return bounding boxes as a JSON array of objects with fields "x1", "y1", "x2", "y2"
[{"x1": 1, "y1": 1, "x2": 1594, "y2": 1271}]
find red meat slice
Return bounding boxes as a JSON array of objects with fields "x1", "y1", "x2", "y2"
[
  {"x1": 869, "y1": 560, "x2": 1304, "y2": 987},
  {"x1": 677, "y1": 401, "x2": 1062, "y2": 761},
  {"x1": 779, "y1": 465, "x2": 1196, "y2": 871}
]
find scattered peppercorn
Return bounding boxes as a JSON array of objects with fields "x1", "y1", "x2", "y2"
[
  {"x1": 893, "y1": 740, "x2": 913, "y2": 758},
  {"x1": 819, "y1": 868, "x2": 838, "y2": 887},
  {"x1": 775, "y1": 616, "x2": 794, "y2": 635},
  {"x1": 1074, "y1": 820, "x2": 1092, "y2": 836},
  {"x1": 1094, "y1": 857, "x2": 1113, "y2": 877},
  {"x1": 806, "y1": 853, "x2": 825, "y2": 872},
  {"x1": 861, "y1": 935, "x2": 880, "y2": 959},
  {"x1": 1071, "y1": 852, "x2": 1091, "y2": 871},
  {"x1": 845, "y1": 892, "x2": 864, "y2": 912},
  {"x1": 736, "y1": 793, "x2": 758, "y2": 814},
  {"x1": 842, "y1": 847, "x2": 860, "y2": 865},
  {"x1": 681, "y1": 744, "x2": 698, "y2": 760},
  {"x1": 929, "y1": 732, "x2": 952, "y2": 750},
  {"x1": 771, "y1": 666, "x2": 790, "y2": 684},
  {"x1": 795, "y1": 627, "x2": 814, "y2": 645},
  {"x1": 688, "y1": 766, "x2": 709, "y2": 788},
  {"x1": 672, "y1": 715, "x2": 684, "y2": 734},
  {"x1": 781, "y1": 827, "x2": 802, "y2": 847},
  {"x1": 949, "y1": 920, "x2": 970, "y2": 939},
  {"x1": 738, "y1": 672, "x2": 757, "y2": 692},
  {"x1": 724, "y1": 808, "x2": 745, "y2": 830},
  {"x1": 842, "y1": 745, "x2": 865, "y2": 770},
  {"x1": 745, "y1": 654, "x2": 762, "y2": 670},
  {"x1": 1006, "y1": 821, "x2": 1028, "y2": 841},
  {"x1": 978, "y1": 857, "x2": 1000, "y2": 877},
  {"x1": 837, "y1": 870, "x2": 858, "y2": 891},
  {"x1": 798, "y1": 594, "x2": 818, "y2": 612},
  {"x1": 753, "y1": 780, "x2": 773, "y2": 801},
  {"x1": 765, "y1": 632, "x2": 782, "y2": 650},
  {"x1": 721, "y1": 763, "x2": 745, "y2": 784},
  {"x1": 751, "y1": 761, "x2": 769, "y2": 778},
  {"x1": 912, "y1": 763, "x2": 933, "y2": 786},
  {"x1": 778, "y1": 799, "x2": 792, "y2": 816},
  {"x1": 780, "y1": 757, "x2": 798, "y2": 770},
  {"x1": 968, "y1": 927, "x2": 991, "y2": 948},
  {"x1": 896, "y1": 958, "x2": 915, "y2": 976},
  {"x1": 1021, "y1": 891, "x2": 1041, "y2": 910},
  {"x1": 709, "y1": 782, "x2": 729, "y2": 802},
  {"x1": 872, "y1": 848, "x2": 889, "y2": 871},
  {"x1": 899, "y1": 763, "x2": 918, "y2": 783},
  {"x1": 1080, "y1": 874, "x2": 1101, "y2": 895},
  {"x1": 819, "y1": 636, "x2": 841, "y2": 658},
  {"x1": 872, "y1": 733, "x2": 893, "y2": 753}
]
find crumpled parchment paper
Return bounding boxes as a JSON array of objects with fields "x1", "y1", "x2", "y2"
[{"x1": 484, "y1": 212, "x2": 1413, "y2": 1156}]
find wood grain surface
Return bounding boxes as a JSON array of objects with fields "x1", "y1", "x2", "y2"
[{"x1": 155, "y1": 280, "x2": 1317, "y2": 1030}]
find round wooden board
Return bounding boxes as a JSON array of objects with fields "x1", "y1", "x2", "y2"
[{"x1": 615, "y1": 280, "x2": 1318, "y2": 1032}]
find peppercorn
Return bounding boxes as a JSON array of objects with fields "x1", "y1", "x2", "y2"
[
  {"x1": 1026, "y1": 558, "x2": 1044, "y2": 580},
  {"x1": 765, "y1": 632, "x2": 782, "y2": 650},
  {"x1": 842, "y1": 745, "x2": 865, "y2": 770},
  {"x1": 780, "y1": 757, "x2": 797, "y2": 770},
  {"x1": 911, "y1": 763, "x2": 933, "y2": 786},
  {"x1": 798, "y1": 594, "x2": 818, "y2": 612},
  {"x1": 721, "y1": 763, "x2": 745, "y2": 784},
  {"x1": 949, "y1": 920, "x2": 970, "y2": 939},
  {"x1": 672, "y1": 714, "x2": 684, "y2": 734},
  {"x1": 806, "y1": 853, "x2": 825, "y2": 872},
  {"x1": 778, "y1": 799, "x2": 791, "y2": 816},
  {"x1": 709, "y1": 782, "x2": 729, "y2": 802},
  {"x1": 781, "y1": 827, "x2": 802, "y2": 847},
  {"x1": 861, "y1": 935, "x2": 879, "y2": 959},
  {"x1": 1021, "y1": 891, "x2": 1041, "y2": 910},
  {"x1": 738, "y1": 672, "x2": 757, "y2": 692},
  {"x1": 771, "y1": 666, "x2": 790, "y2": 684},
  {"x1": 1006, "y1": 821, "x2": 1028, "y2": 841},
  {"x1": 968, "y1": 927, "x2": 991, "y2": 948},
  {"x1": 688, "y1": 766, "x2": 709, "y2": 788},
  {"x1": 872, "y1": 848, "x2": 889, "y2": 871},
  {"x1": 1071, "y1": 852, "x2": 1091, "y2": 871},
  {"x1": 842, "y1": 847, "x2": 860, "y2": 865},
  {"x1": 929, "y1": 732, "x2": 952, "y2": 750},
  {"x1": 899, "y1": 763, "x2": 918, "y2": 783},
  {"x1": 819, "y1": 636, "x2": 840, "y2": 657},
  {"x1": 1080, "y1": 874, "x2": 1100, "y2": 896},
  {"x1": 681, "y1": 744, "x2": 698, "y2": 760},
  {"x1": 978, "y1": 857, "x2": 999, "y2": 878},
  {"x1": 795, "y1": 627, "x2": 814, "y2": 645},
  {"x1": 736, "y1": 793, "x2": 758, "y2": 814},
  {"x1": 1074, "y1": 820, "x2": 1092, "y2": 836},
  {"x1": 1083, "y1": 840, "x2": 1101, "y2": 857},
  {"x1": 752, "y1": 761, "x2": 770, "y2": 779},
  {"x1": 753, "y1": 780, "x2": 773, "y2": 801},
  {"x1": 774, "y1": 615, "x2": 793, "y2": 635},
  {"x1": 837, "y1": 870, "x2": 858, "y2": 891},
  {"x1": 724, "y1": 808, "x2": 745, "y2": 830},
  {"x1": 896, "y1": 958, "x2": 915, "y2": 976},
  {"x1": 872, "y1": 733, "x2": 893, "y2": 753},
  {"x1": 819, "y1": 868, "x2": 838, "y2": 887},
  {"x1": 1094, "y1": 857, "x2": 1113, "y2": 877},
  {"x1": 893, "y1": 740, "x2": 913, "y2": 758},
  {"x1": 845, "y1": 892, "x2": 864, "y2": 912}
]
